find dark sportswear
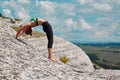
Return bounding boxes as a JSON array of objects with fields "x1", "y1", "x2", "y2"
[
  {"x1": 42, "y1": 21, "x2": 53, "y2": 48},
  {"x1": 30, "y1": 18, "x2": 53, "y2": 48},
  {"x1": 30, "y1": 18, "x2": 38, "y2": 26}
]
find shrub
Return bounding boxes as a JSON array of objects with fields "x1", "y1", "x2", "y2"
[{"x1": 59, "y1": 56, "x2": 69, "y2": 64}]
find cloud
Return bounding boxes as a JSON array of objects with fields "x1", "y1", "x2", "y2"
[
  {"x1": 59, "y1": 3, "x2": 75, "y2": 16},
  {"x1": 39, "y1": 1, "x2": 57, "y2": 15},
  {"x1": 17, "y1": 0, "x2": 30, "y2": 4},
  {"x1": 93, "y1": 3, "x2": 112, "y2": 12},
  {"x1": 65, "y1": 19, "x2": 77, "y2": 27},
  {"x1": 80, "y1": 18, "x2": 92, "y2": 30},
  {"x1": 96, "y1": 17, "x2": 111, "y2": 22},
  {"x1": 94, "y1": 30, "x2": 110, "y2": 39},
  {"x1": 3, "y1": 9, "x2": 11, "y2": 16},
  {"x1": 17, "y1": 7, "x2": 30, "y2": 22},
  {"x1": 39, "y1": 1, "x2": 75, "y2": 16},
  {"x1": 2, "y1": 9, "x2": 14, "y2": 18},
  {"x1": 1, "y1": 1, "x2": 16, "y2": 9},
  {"x1": 78, "y1": 0, "x2": 93, "y2": 5},
  {"x1": 111, "y1": 21, "x2": 120, "y2": 31},
  {"x1": 96, "y1": 17, "x2": 112, "y2": 27},
  {"x1": 80, "y1": 8, "x2": 94, "y2": 14},
  {"x1": 115, "y1": 0, "x2": 120, "y2": 4},
  {"x1": 99, "y1": 0, "x2": 120, "y2": 5},
  {"x1": 64, "y1": 19, "x2": 77, "y2": 32},
  {"x1": 1, "y1": 1, "x2": 30, "y2": 22},
  {"x1": 35, "y1": 0, "x2": 39, "y2": 6}
]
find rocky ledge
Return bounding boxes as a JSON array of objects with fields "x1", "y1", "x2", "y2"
[{"x1": 0, "y1": 17, "x2": 120, "y2": 80}]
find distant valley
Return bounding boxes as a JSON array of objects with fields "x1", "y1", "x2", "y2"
[{"x1": 74, "y1": 42, "x2": 120, "y2": 69}]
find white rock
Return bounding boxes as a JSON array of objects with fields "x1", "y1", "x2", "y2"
[{"x1": 0, "y1": 17, "x2": 120, "y2": 80}]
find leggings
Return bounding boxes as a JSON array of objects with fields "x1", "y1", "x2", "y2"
[{"x1": 42, "y1": 21, "x2": 53, "y2": 48}]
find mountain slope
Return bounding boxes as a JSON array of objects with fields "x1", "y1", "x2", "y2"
[{"x1": 0, "y1": 17, "x2": 120, "y2": 80}]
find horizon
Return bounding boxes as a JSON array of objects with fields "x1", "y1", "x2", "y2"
[
  {"x1": 0, "y1": 0, "x2": 120, "y2": 42},
  {"x1": 71, "y1": 40, "x2": 120, "y2": 44}
]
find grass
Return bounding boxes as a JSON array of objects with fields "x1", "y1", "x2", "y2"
[
  {"x1": 11, "y1": 25, "x2": 46, "y2": 39},
  {"x1": 59, "y1": 56, "x2": 69, "y2": 64}
]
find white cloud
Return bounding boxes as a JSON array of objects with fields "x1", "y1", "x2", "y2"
[
  {"x1": 59, "y1": 3, "x2": 75, "y2": 16},
  {"x1": 78, "y1": 0, "x2": 93, "y2": 5},
  {"x1": 115, "y1": 0, "x2": 120, "y2": 4},
  {"x1": 2, "y1": 9, "x2": 14, "y2": 18},
  {"x1": 17, "y1": 8, "x2": 30, "y2": 22},
  {"x1": 94, "y1": 30, "x2": 110, "y2": 39},
  {"x1": 65, "y1": 19, "x2": 77, "y2": 31},
  {"x1": 39, "y1": 1, "x2": 57, "y2": 15},
  {"x1": 111, "y1": 21, "x2": 120, "y2": 30},
  {"x1": 111, "y1": 24, "x2": 117, "y2": 31},
  {"x1": 80, "y1": 18, "x2": 92, "y2": 30},
  {"x1": 35, "y1": 0, "x2": 39, "y2": 6},
  {"x1": 3, "y1": 9, "x2": 11, "y2": 16},
  {"x1": 78, "y1": 0, "x2": 85, "y2": 5},
  {"x1": 39, "y1": 1, "x2": 75, "y2": 16},
  {"x1": 96, "y1": 17, "x2": 111, "y2": 22},
  {"x1": 17, "y1": 0, "x2": 30, "y2": 4},
  {"x1": 80, "y1": 8, "x2": 94, "y2": 14},
  {"x1": 1, "y1": 1, "x2": 16, "y2": 8},
  {"x1": 65, "y1": 19, "x2": 77, "y2": 27},
  {"x1": 96, "y1": 17, "x2": 112, "y2": 27},
  {"x1": 93, "y1": 3, "x2": 112, "y2": 12},
  {"x1": 100, "y1": 0, "x2": 120, "y2": 5},
  {"x1": 1, "y1": 1, "x2": 9, "y2": 7},
  {"x1": 1, "y1": 1, "x2": 30, "y2": 22}
]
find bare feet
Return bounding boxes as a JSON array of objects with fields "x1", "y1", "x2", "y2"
[{"x1": 48, "y1": 57, "x2": 57, "y2": 62}]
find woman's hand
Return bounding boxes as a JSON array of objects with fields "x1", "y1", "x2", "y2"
[
  {"x1": 16, "y1": 36, "x2": 20, "y2": 40},
  {"x1": 15, "y1": 29, "x2": 24, "y2": 40}
]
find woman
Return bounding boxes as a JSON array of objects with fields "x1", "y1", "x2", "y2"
[{"x1": 16, "y1": 18, "x2": 56, "y2": 62}]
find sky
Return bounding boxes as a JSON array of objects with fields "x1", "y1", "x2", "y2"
[{"x1": 0, "y1": 0, "x2": 120, "y2": 43}]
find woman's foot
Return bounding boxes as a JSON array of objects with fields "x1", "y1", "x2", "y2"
[{"x1": 48, "y1": 57, "x2": 57, "y2": 62}]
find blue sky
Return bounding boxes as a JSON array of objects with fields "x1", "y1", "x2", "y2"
[{"x1": 0, "y1": 0, "x2": 120, "y2": 42}]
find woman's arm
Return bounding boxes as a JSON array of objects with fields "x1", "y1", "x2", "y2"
[{"x1": 15, "y1": 23, "x2": 31, "y2": 39}]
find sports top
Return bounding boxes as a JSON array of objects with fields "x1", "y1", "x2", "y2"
[{"x1": 30, "y1": 18, "x2": 38, "y2": 26}]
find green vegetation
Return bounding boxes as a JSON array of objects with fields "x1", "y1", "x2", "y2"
[
  {"x1": 2, "y1": 16, "x2": 11, "y2": 19},
  {"x1": 93, "y1": 62, "x2": 103, "y2": 69},
  {"x1": 59, "y1": 56, "x2": 69, "y2": 64},
  {"x1": 1, "y1": 15, "x2": 21, "y2": 21},
  {"x1": 11, "y1": 25, "x2": 46, "y2": 39},
  {"x1": 14, "y1": 18, "x2": 22, "y2": 21},
  {"x1": 79, "y1": 45, "x2": 120, "y2": 69}
]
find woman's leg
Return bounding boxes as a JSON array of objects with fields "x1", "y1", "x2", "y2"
[
  {"x1": 43, "y1": 21, "x2": 56, "y2": 62},
  {"x1": 46, "y1": 33, "x2": 56, "y2": 62},
  {"x1": 48, "y1": 48, "x2": 56, "y2": 62}
]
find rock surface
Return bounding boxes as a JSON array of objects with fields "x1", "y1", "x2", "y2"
[
  {"x1": 0, "y1": 17, "x2": 120, "y2": 80},
  {"x1": 0, "y1": 13, "x2": 2, "y2": 17}
]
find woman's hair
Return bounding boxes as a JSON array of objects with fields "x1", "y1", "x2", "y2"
[{"x1": 25, "y1": 27, "x2": 32, "y2": 36}]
